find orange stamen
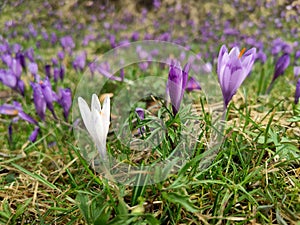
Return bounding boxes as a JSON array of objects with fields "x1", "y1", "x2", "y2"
[
  {"x1": 238, "y1": 48, "x2": 246, "y2": 58},
  {"x1": 5, "y1": 109, "x2": 19, "y2": 115}
]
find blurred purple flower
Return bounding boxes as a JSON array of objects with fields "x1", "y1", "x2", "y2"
[
  {"x1": 294, "y1": 66, "x2": 300, "y2": 78},
  {"x1": 40, "y1": 78, "x2": 57, "y2": 119},
  {"x1": 88, "y1": 61, "x2": 97, "y2": 77},
  {"x1": 52, "y1": 57, "x2": 58, "y2": 66},
  {"x1": 28, "y1": 62, "x2": 38, "y2": 76},
  {"x1": 135, "y1": 107, "x2": 145, "y2": 134},
  {"x1": 131, "y1": 32, "x2": 139, "y2": 41},
  {"x1": 2, "y1": 54, "x2": 12, "y2": 66},
  {"x1": 12, "y1": 43, "x2": 22, "y2": 53},
  {"x1": 0, "y1": 69, "x2": 16, "y2": 89},
  {"x1": 97, "y1": 64, "x2": 123, "y2": 81},
  {"x1": 53, "y1": 67, "x2": 60, "y2": 82},
  {"x1": 120, "y1": 68, "x2": 125, "y2": 81},
  {"x1": 28, "y1": 24, "x2": 37, "y2": 37},
  {"x1": 73, "y1": 51, "x2": 86, "y2": 72},
  {"x1": 255, "y1": 50, "x2": 267, "y2": 64},
  {"x1": 59, "y1": 65, "x2": 65, "y2": 81},
  {"x1": 16, "y1": 52, "x2": 26, "y2": 70},
  {"x1": 58, "y1": 88, "x2": 72, "y2": 121},
  {"x1": 0, "y1": 67, "x2": 24, "y2": 95},
  {"x1": 217, "y1": 45, "x2": 256, "y2": 109},
  {"x1": 167, "y1": 61, "x2": 189, "y2": 115},
  {"x1": 139, "y1": 62, "x2": 149, "y2": 71},
  {"x1": 57, "y1": 51, "x2": 65, "y2": 61},
  {"x1": 186, "y1": 77, "x2": 201, "y2": 92},
  {"x1": 153, "y1": 0, "x2": 161, "y2": 9},
  {"x1": 31, "y1": 82, "x2": 46, "y2": 120},
  {"x1": 41, "y1": 31, "x2": 48, "y2": 41},
  {"x1": 51, "y1": 32, "x2": 57, "y2": 45},
  {"x1": 60, "y1": 35, "x2": 75, "y2": 52},
  {"x1": 272, "y1": 54, "x2": 290, "y2": 82},
  {"x1": 45, "y1": 64, "x2": 51, "y2": 77},
  {"x1": 25, "y1": 48, "x2": 35, "y2": 62},
  {"x1": 109, "y1": 35, "x2": 116, "y2": 48},
  {"x1": 295, "y1": 79, "x2": 300, "y2": 104}
]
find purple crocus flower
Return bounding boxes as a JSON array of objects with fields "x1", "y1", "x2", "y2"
[
  {"x1": 0, "y1": 67, "x2": 25, "y2": 95},
  {"x1": 25, "y1": 48, "x2": 35, "y2": 62},
  {"x1": 135, "y1": 108, "x2": 145, "y2": 134},
  {"x1": 31, "y1": 82, "x2": 46, "y2": 120},
  {"x1": 53, "y1": 67, "x2": 60, "y2": 82},
  {"x1": 51, "y1": 32, "x2": 57, "y2": 45},
  {"x1": 57, "y1": 88, "x2": 72, "y2": 121},
  {"x1": 16, "y1": 52, "x2": 26, "y2": 70},
  {"x1": 12, "y1": 43, "x2": 21, "y2": 53},
  {"x1": 272, "y1": 54, "x2": 290, "y2": 82},
  {"x1": 60, "y1": 36, "x2": 75, "y2": 54},
  {"x1": 217, "y1": 45, "x2": 256, "y2": 109},
  {"x1": 28, "y1": 62, "x2": 38, "y2": 76},
  {"x1": 2, "y1": 54, "x2": 12, "y2": 66},
  {"x1": 59, "y1": 65, "x2": 65, "y2": 81},
  {"x1": 266, "y1": 54, "x2": 290, "y2": 93},
  {"x1": 57, "y1": 51, "x2": 65, "y2": 61},
  {"x1": 0, "y1": 69, "x2": 17, "y2": 90},
  {"x1": 45, "y1": 64, "x2": 51, "y2": 78},
  {"x1": 88, "y1": 61, "x2": 97, "y2": 77},
  {"x1": 11, "y1": 59, "x2": 22, "y2": 78},
  {"x1": 72, "y1": 51, "x2": 86, "y2": 72},
  {"x1": 40, "y1": 78, "x2": 57, "y2": 118},
  {"x1": 167, "y1": 61, "x2": 189, "y2": 115},
  {"x1": 186, "y1": 76, "x2": 201, "y2": 92},
  {"x1": 52, "y1": 57, "x2": 58, "y2": 66},
  {"x1": 255, "y1": 50, "x2": 267, "y2": 64},
  {"x1": 295, "y1": 79, "x2": 300, "y2": 104},
  {"x1": 135, "y1": 108, "x2": 145, "y2": 120}
]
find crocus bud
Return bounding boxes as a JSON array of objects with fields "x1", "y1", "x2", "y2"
[
  {"x1": 58, "y1": 88, "x2": 72, "y2": 121},
  {"x1": 31, "y1": 82, "x2": 46, "y2": 120},
  {"x1": 272, "y1": 54, "x2": 290, "y2": 82},
  {"x1": 167, "y1": 61, "x2": 189, "y2": 115}
]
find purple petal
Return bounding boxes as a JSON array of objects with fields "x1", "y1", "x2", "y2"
[
  {"x1": 186, "y1": 77, "x2": 201, "y2": 92},
  {"x1": 29, "y1": 127, "x2": 39, "y2": 142},
  {"x1": 294, "y1": 66, "x2": 300, "y2": 78},
  {"x1": 0, "y1": 104, "x2": 19, "y2": 115},
  {"x1": 18, "y1": 111, "x2": 38, "y2": 125}
]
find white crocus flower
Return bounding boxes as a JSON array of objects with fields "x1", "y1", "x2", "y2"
[{"x1": 78, "y1": 94, "x2": 110, "y2": 160}]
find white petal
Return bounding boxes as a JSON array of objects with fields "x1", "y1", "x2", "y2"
[
  {"x1": 78, "y1": 97, "x2": 93, "y2": 136},
  {"x1": 91, "y1": 94, "x2": 101, "y2": 112},
  {"x1": 102, "y1": 96, "x2": 110, "y2": 134},
  {"x1": 228, "y1": 47, "x2": 240, "y2": 58},
  {"x1": 92, "y1": 109, "x2": 107, "y2": 158}
]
